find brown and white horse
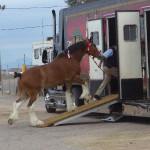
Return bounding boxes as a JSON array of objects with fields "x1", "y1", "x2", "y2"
[{"x1": 8, "y1": 39, "x2": 100, "y2": 127}]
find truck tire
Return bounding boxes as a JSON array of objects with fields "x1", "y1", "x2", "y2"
[
  {"x1": 45, "y1": 104, "x2": 56, "y2": 113},
  {"x1": 72, "y1": 86, "x2": 84, "y2": 106}
]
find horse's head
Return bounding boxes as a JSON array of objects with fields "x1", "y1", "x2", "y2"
[{"x1": 84, "y1": 38, "x2": 100, "y2": 58}]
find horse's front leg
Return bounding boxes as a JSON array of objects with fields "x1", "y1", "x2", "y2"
[
  {"x1": 80, "y1": 81, "x2": 90, "y2": 102},
  {"x1": 73, "y1": 75, "x2": 90, "y2": 103},
  {"x1": 65, "y1": 83, "x2": 77, "y2": 112}
]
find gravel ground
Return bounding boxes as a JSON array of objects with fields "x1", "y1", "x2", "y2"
[{"x1": 0, "y1": 93, "x2": 150, "y2": 150}]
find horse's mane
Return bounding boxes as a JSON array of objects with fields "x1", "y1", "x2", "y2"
[
  {"x1": 57, "y1": 40, "x2": 86, "y2": 59},
  {"x1": 68, "y1": 41, "x2": 86, "y2": 53}
]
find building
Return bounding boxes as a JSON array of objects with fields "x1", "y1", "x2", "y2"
[{"x1": 32, "y1": 38, "x2": 53, "y2": 66}]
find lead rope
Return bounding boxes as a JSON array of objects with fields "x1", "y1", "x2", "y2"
[
  {"x1": 67, "y1": 41, "x2": 72, "y2": 59},
  {"x1": 90, "y1": 55, "x2": 111, "y2": 77},
  {"x1": 83, "y1": 56, "x2": 111, "y2": 104}
]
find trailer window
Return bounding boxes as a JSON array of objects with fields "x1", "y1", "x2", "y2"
[
  {"x1": 124, "y1": 25, "x2": 137, "y2": 41},
  {"x1": 91, "y1": 32, "x2": 99, "y2": 45},
  {"x1": 34, "y1": 49, "x2": 39, "y2": 59}
]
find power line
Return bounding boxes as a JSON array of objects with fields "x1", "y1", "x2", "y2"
[
  {"x1": 5, "y1": 6, "x2": 67, "y2": 10},
  {"x1": 1, "y1": 24, "x2": 58, "y2": 31},
  {"x1": 0, "y1": 5, "x2": 67, "y2": 31}
]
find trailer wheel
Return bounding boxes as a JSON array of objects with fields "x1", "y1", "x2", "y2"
[
  {"x1": 72, "y1": 86, "x2": 84, "y2": 106},
  {"x1": 45, "y1": 104, "x2": 56, "y2": 113}
]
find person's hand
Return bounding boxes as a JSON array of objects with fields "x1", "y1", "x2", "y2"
[
  {"x1": 98, "y1": 62, "x2": 102, "y2": 68},
  {"x1": 98, "y1": 57, "x2": 104, "y2": 68}
]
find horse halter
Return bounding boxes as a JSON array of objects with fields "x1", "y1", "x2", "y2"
[
  {"x1": 86, "y1": 39, "x2": 100, "y2": 58},
  {"x1": 67, "y1": 50, "x2": 72, "y2": 58},
  {"x1": 86, "y1": 39, "x2": 92, "y2": 52}
]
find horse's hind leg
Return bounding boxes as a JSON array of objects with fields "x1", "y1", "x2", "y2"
[
  {"x1": 27, "y1": 93, "x2": 44, "y2": 127},
  {"x1": 8, "y1": 97, "x2": 25, "y2": 125},
  {"x1": 65, "y1": 83, "x2": 77, "y2": 112}
]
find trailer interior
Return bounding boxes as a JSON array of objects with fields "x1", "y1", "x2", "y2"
[
  {"x1": 146, "y1": 10, "x2": 150, "y2": 99},
  {"x1": 106, "y1": 17, "x2": 118, "y2": 95}
]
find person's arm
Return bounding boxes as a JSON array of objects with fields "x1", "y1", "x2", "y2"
[
  {"x1": 95, "y1": 53, "x2": 103, "y2": 59},
  {"x1": 96, "y1": 49, "x2": 113, "y2": 68}
]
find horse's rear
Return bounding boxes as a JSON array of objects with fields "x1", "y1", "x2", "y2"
[{"x1": 8, "y1": 66, "x2": 46, "y2": 126}]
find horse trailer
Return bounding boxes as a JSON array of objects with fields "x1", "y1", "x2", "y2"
[{"x1": 43, "y1": 0, "x2": 150, "y2": 118}]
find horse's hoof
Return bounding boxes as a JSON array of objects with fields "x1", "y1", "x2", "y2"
[
  {"x1": 36, "y1": 123, "x2": 45, "y2": 128},
  {"x1": 67, "y1": 105, "x2": 77, "y2": 112},
  {"x1": 8, "y1": 119, "x2": 13, "y2": 125},
  {"x1": 67, "y1": 108, "x2": 75, "y2": 112},
  {"x1": 72, "y1": 105, "x2": 77, "y2": 110},
  {"x1": 31, "y1": 120, "x2": 45, "y2": 127},
  {"x1": 80, "y1": 94, "x2": 90, "y2": 100},
  {"x1": 37, "y1": 121, "x2": 45, "y2": 127},
  {"x1": 84, "y1": 100, "x2": 89, "y2": 104}
]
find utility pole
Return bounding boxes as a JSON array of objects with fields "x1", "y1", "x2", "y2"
[
  {"x1": 24, "y1": 54, "x2": 25, "y2": 64},
  {"x1": 0, "y1": 49, "x2": 1, "y2": 91},
  {"x1": 0, "y1": 5, "x2": 6, "y2": 91},
  {"x1": 22, "y1": 54, "x2": 26, "y2": 72}
]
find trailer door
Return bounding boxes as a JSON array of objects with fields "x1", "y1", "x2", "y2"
[
  {"x1": 116, "y1": 11, "x2": 143, "y2": 100},
  {"x1": 87, "y1": 19, "x2": 103, "y2": 81},
  {"x1": 143, "y1": 8, "x2": 150, "y2": 98},
  {"x1": 105, "y1": 15, "x2": 115, "y2": 49}
]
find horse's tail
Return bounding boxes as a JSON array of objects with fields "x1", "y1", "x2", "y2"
[
  {"x1": 16, "y1": 78, "x2": 29, "y2": 100},
  {"x1": 14, "y1": 72, "x2": 22, "y2": 79},
  {"x1": 15, "y1": 72, "x2": 29, "y2": 99}
]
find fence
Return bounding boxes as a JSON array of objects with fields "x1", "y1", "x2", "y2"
[
  {"x1": 0, "y1": 72, "x2": 44, "y2": 96},
  {"x1": 1, "y1": 73, "x2": 18, "y2": 95},
  {"x1": 0, "y1": 65, "x2": 38, "y2": 95}
]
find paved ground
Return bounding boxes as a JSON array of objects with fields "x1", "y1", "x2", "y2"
[{"x1": 0, "y1": 93, "x2": 150, "y2": 150}]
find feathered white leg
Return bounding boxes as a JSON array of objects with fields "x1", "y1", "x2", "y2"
[
  {"x1": 80, "y1": 82, "x2": 90, "y2": 101},
  {"x1": 66, "y1": 91, "x2": 77, "y2": 112},
  {"x1": 28, "y1": 102, "x2": 44, "y2": 127},
  {"x1": 8, "y1": 101, "x2": 24, "y2": 125}
]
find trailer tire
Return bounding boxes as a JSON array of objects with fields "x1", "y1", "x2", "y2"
[
  {"x1": 72, "y1": 86, "x2": 84, "y2": 106},
  {"x1": 45, "y1": 104, "x2": 56, "y2": 113}
]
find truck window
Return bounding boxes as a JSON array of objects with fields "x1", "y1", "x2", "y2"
[
  {"x1": 34, "y1": 49, "x2": 39, "y2": 59},
  {"x1": 124, "y1": 25, "x2": 137, "y2": 41}
]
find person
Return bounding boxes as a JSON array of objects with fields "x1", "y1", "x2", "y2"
[{"x1": 93, "y1": 46, "x2": 118, "y2": 100}]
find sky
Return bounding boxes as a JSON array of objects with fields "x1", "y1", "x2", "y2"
[{"x1": 0, "y1": 0, "x2": 67, "y2": 69}]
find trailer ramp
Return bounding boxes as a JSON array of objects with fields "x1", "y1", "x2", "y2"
[{"x1": 42, "y1": 94, "x2": 118, "y2": 127}]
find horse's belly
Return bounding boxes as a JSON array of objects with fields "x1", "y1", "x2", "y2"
[{"x1": 42, "y1": 77, "x2": 65, "y2": 88}]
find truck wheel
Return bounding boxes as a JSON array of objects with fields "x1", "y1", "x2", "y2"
[
  {"x1": 45, "y1": 104, "x2": 56, "y2": 113},
  {"x1": 72, "y1": 86, "x2": 84, "y2": 106}
]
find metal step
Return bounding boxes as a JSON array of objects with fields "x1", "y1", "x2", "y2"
[{"x1": 101, "y1": 114, "x2": 123, "y2": 122}]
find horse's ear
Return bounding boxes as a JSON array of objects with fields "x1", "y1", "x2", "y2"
[{"x1": 89, "y1": 36, "x2": 93, "y2": 43}]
